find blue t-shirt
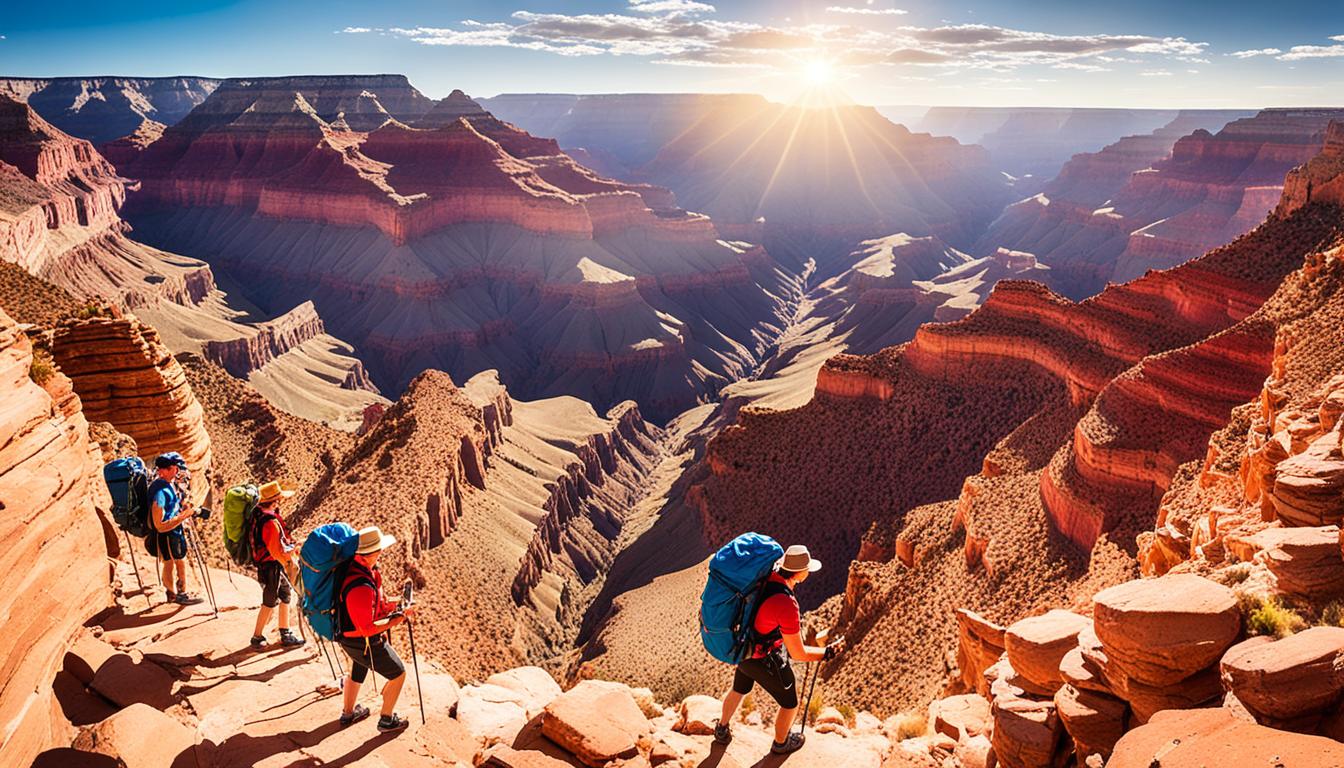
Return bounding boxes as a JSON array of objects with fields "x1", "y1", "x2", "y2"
[{"x1": 149, "y1": 479, "x2": 182, "y2": 531}]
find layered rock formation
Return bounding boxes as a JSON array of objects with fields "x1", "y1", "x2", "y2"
[
  {"x1": 122, "y1": 76, "x2": 793, "y2": 420},
  {"x1": 0, "y1": 307, "x2": 108, "y2": 766},
  {"x1": 49, "y1": 311, "x2": 213, "y2": 503},
  {"x1": 0, "y1": 76, "x2": 219, "y2": 144},
  {"x1": 201, "y1": 300, "x2": 327, "y2": 377}
]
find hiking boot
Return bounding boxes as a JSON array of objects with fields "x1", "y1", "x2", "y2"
[
  {"x1": 713, "y1": 720, "x2": 733, "y2": 745},
  {"x1": 770, "y1": 733, "x2": 805, "y2": 755},
  {"x1": 340, "y1": 704, "x2": 370, "y2": 727},
  {"x1": 175, "y1": 592, "x2": 205, "y2": 606},
  {"x1": 165, "y1": 590, "x2": 177, "y2": 604},
  {"x1": 377, "y1": 713, "x2": 409, "y2": 733},
  {"x1": 279, "y1": 629, "x2": 305, "y2": 648},
  {"x1": 250, "y1": 635, "x2": 269, "y2": 650}
]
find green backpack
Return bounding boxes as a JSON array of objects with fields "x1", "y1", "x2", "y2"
[{"x1": 222, "y1": 484, "x2": 260, "y2": 566}]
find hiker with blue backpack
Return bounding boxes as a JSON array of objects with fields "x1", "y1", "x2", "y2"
[
  {"x1": 147, "y1": 453, "x2": 206, "y2": 606},
  {"x1": 249, "y1": 481, "x2": 305, "y2": 650},
  {"x1": 700, "y1": 535, "x2": 844, "y2": 755}
]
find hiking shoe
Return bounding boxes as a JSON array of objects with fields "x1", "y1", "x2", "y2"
[
  {"x1": 770, "y1": 733, "x2": 805, "y2": 755},
  {"x1": 165, "y1": 591, "x2": 177, "y2": 604},
  {"x1": 339, "y1": 704, "x2": 370, "y2": 727},
  {"x1": 279, "y1": 629, "x2": 305, "y2": 648},
  {"x1": 713, "y1": 720, "x2": 733, "y2": 745},
  {"x1": 175, "y1": 592, "x2": 205, "y2": 606},
  {"x1": 250, "y1": 635, "x2": 268, "y2": 650},
  {"x1": 377, "y1": 713, "x2": 409, "y2": 733}
]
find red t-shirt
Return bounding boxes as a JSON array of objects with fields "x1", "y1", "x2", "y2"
[
  {"x1": 751, "y1": 573, "x2": 800, "y2": 658},
  {"x1": 253, "y1": 514, "x2": 293, "y2": 564},
  {"x1": 343, "y1": 559, "x2": 397, "y2": 638}
]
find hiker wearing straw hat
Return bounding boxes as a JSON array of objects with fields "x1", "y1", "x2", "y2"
[
  {"x1": 250, "y1": 481, "x2": 304, "y2": 650},
  {"x1": 716, "y1": 545, "x2": 845, "y2": 755},
  {"x1": 336, "y1": 526, "x2": 416, "y2": 733},
  {"x1": 148, "y1": 452, "x2": 205, "y2": 606}
]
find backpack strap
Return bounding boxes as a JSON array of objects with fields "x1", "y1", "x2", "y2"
[
  {"x1": 747, "y1": 578, "x2": 795, "y2": 658},
  {"x1": 251, "y1": 508, "x2": 281, "y2": 563},
  {"x1": 338, "y1": 561, "x2": 378, "y2": 638}
]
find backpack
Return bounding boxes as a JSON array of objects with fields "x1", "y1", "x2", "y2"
[
  {"x1": 699, "y1": 532, "x2": 785, "y2": 664},
  {"x1": 221, "y1": 484, "x2": 260, "y2": 566},
  {"x1": 103, "y1": 457, "x2": 151, "y2": 537},
  {"x1": 299, "y1": 523, "x2": 361, "y2": 640}
]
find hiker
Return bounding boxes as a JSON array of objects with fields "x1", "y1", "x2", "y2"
[
  {"x1": 250, "y1": 481, "x2": 305, "y2": 650},
  {"x1": 148, "y1": 452, "x2": 205, "y2": 606},
  {"x1": 716, "y1": 545, "x2": 843, "y2": 755},
  {"x1": 336, "y1": 526, "x2": 416, "y2": 733}
]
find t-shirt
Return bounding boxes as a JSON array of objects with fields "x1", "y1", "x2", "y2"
[
  {"x1": 148, "y1": 479, "x2": 181, "y2": 531},
  {"x1": 751, "y1": 573, "x2": 800, "y2": 657},
  {"x1": 255, "y1": 515, "x2": 292, "y2": 564},
  {"x1": 342, "y1": 560, "x2": 397, "y2": 638}
]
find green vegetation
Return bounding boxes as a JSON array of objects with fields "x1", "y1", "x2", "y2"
[
  {"x1": 1320, "y1": 600, "x2": 1344, "y2": 628},
  {"x1": 28, "y1": 347, "x2": 54, "y2": 386},
  {"x1": 1243, "y1": 594, "x2": 1307, "y2": 638},
  {"x1": 806, "y1": 693, "x2": 824, "y2": 723},
  {"x1": 892, "y1": 712, "x2": 928, "y2": 740},
  {"x1": 1221, "y1": 564, "x2": 1251, "y2": 585},
  {"x1": 836, "y1": 702, "x2": 856, "y2": 728},
  {"x1": 738, "y1": 694, "x2": 755, "y2": 722},
  {"x1": 75, "y1": 303, "x2": 106, "y2": 319}
]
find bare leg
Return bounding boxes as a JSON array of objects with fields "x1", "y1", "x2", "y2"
[
  {"x1": 254, "y1": 605, "x2": 274, "y2": 637},
  {"x1": 342, "y1": 675, "x2": 361, "y2": 716},
  {"x1": 174, "y1": 559, "x2": 188, "y2": 593},
  {"x1": 380, "y1": 673, "x2": 406, "y2": 717},
  {"x1": 278, "y1": 601, "x2": 291, "y2": 631},
  {"x1": 720, "y1": 690, "x2": 744, "y2": 725},
  {"x1": 774, "y1": 706, "x2": 798, "y2": 744},
  {"x1": 161, "y1": 558, "x2": 173, "y2": 595}
]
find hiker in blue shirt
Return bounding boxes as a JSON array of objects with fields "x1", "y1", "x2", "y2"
[{"x1": 149, "y1": 453, "x2": 205, "y2": 606}]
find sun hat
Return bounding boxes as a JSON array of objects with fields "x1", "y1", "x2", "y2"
[
  {"x1": 778, "y1": 544, "x2": 822, "y2": 573},
  {"x1": 258, "y1": 480, "x2": 297, "y2": 505},
  {"x1": 356, "y1": 526, "x2": 397, "y2": 555},
  {"x1": 154, "y1": 452, "x2": 187, "y2": 469}
]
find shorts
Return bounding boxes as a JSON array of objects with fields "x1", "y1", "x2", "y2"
[
  {"x1": 255, "y1": 561, "x2": 293, "y2": 608},
  {"x1": 152, "y1": 528, "x2": 188, "y2": 561},
  {"x1": 733, "y1": 648, "x2": 798, "y2": 709},
  {"x1": 338, "y1": 634, "x2": 405, "y2": 684}
]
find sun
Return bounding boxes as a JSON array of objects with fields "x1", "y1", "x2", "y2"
[{"x1": 802, "y1": 59, "x2": 835, "y2": 86}]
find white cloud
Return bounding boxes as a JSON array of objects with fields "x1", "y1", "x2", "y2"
[
  {"x1": 339, "y1": 27, "x2": 373, "y2": 34},
  {"x1": 628, "y1": 0, "x2": 716, "y2": 16},
  {"x1": 1279, "y1": 43, "x2": 1344, "y2": 60},
  {"x1": 826, "y1": 6, "x2": 908, "y2": 15},
  {"x1": 1332, "y1": 35, "x2": 1344, "y2": 42},
  {"x1": 1139, "y1": 69, "x2": 1172, "y2": 76},
  {"x1": 1227, "y1": 47, "x2": 1281, "y2": 58}
]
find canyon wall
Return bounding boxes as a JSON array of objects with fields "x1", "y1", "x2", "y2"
[
  {"x1": 0, "y1": 307, "x2": 109, "y2": 766},
  {"x1": 121, "y1": 77, "x2": 795, "y2": 420},
  {"x1": 0, "y1": 76, "x2": 219, "y2": 144},
  {"x1": 201, "y1": 300, "x2": 326, "y2": 377}
]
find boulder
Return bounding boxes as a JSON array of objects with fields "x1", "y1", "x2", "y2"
[
  {"x1": 1104, "y1": 662, "x2": 1224, "y2": 724},
  {"x1": 1257, "y1": 525, "x2": 1344, "y2": 596},
  {"x1": 955, "y1": 609, "x2": 1007, "y2": 696},
  {"x1": 1219, "y1": 626, "x2": 1344, "y2": 726},
  {"x1": 64, "y1": 632, "x2": 119, "y2": 685},
  {"x1": 71, "y1": 703, "x2": 196, "y2": 768},
  {"x1": 541, "y1": 680, "x2": 649, "y2": 767},
  {"x1": 1092, "y1": 574, "x2": 1240, "y2": 686},
  {"x1": 1109, "y1": 707, "x2": 1344, "y2": 767},
  {"x1": 480, "y1": 745, "x2": 575, "y2": 768},
  {"x1": 485, "y1": 666, "x2": 563, "y2": 711},
  {"x1": 930, "y1": 693, "x2": 991, "y2": 741},
  {"x1": 1058, "y1": 647, "x2": 1110, "y2": 695},
  {"x1": 88, "y1": 653, "x2": 178, "y2": 710},
  {"x1": 1003, "y1": 609, "x2": 1091, "y2": 693},
  {"x1": 674, "y1": 694, "x2": 720, "y2": 735},
  {"x1": 1054, "y1": 683, "x2": 1128, "y2": 761},
  {"x1": 954, "y1": 734, "x2": 991, "y2": 768},
  {"x1": 1271, "y1": 428, "x2": 1344, "y2": 527},
  {"x1": 989, "y1": 688, "x2": 1069, "y2": 768}
]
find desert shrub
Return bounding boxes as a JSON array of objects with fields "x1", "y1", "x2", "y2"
[
  {"x1": 837, "y1": 702, "x2": 856, "y2": 728},
  {"x1": 1320, "y1": 601, "x2": 1344, "y2": 628},
  {"x1": 1245, "y1": 595, "x2": 1307, "y2": 638},
  {"x1": 892, "y1": 712, "x2": 928, "y2": 740},
  {"x1": 1221, "y1": 564, "x2": 1252, "y2": 585},
  {"x1": 806, "y1": 693, "x2": 824, "y2": 723},
  {"x1": 75, "y1": 303, "x2": 106, "y2": 319},
  {"x1": 738, "y1": 694, "x2": 755, "y2": 722},
  {"x1": 28, "y1": 348, "x2": 54, "y2": 386}
]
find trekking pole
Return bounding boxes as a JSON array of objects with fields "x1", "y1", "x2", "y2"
[
  {"x1": 185, "y1": 523, "x2": 219, "y2": 616},
  {"x1": 295, "y1": 579, "x2": 341, "y2": 685},
  {"x1": 122, "y1": 529, "x2": 150, "y2": 608},
  {"x1": 407, "y1": 619, "x2": 425, "y2": 725},
  {"x1": 799, "y1": 659, "x2": 820, "y2": 738}
]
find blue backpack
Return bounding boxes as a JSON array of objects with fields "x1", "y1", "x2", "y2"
[
  {"x1": 699, "y1": 532, "x2": 785, "y2": 664},
  {"x1": 299, "y1": 523, "x2": 361, "y2": 640},
  {"x1": 103, "y1": 457, "x2": 151, "y2": 537}
]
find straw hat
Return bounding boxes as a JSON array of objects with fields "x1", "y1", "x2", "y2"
[
  {"x1": 779, "y1": 545, "x2": 822, "y2": 573},
  {"x1": 258, "y1": 480, "x2": 296, "y2": 505},
  {"x1": 356, "y1": 526, "x2": 397, "y2": 555}
]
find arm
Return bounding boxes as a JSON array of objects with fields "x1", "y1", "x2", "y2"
[
  {"x1": 782, "y1": 631, "x2": 826, "y2": 663},
  {"x1": 263, "y1": 522, "x2": 291, "y2": 564},
  {"x1": 345, "y1": 584, "x2": 412, "y2": 636}
]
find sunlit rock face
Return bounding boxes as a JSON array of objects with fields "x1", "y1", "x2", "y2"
[
  {"x1": 120, "y1": 77, "x2": 795, "y2": 421},
  {"x1": 0, "y1": 76, "x2": 219, "y2": 144}
]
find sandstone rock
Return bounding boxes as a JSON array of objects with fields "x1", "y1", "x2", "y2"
[
  {"x1": 956, "y1": 609, "x2": 1008, "y2": 696},
  {"x1": 63, "y1": 631, "x2": 119, "y2": 686},
  {"x1": 989, "y1": 688, "x2": 1068, "y2": 768},
  {"x1": 88, "y1": 652, "x2": 178, "y2": 710},
  {"x1": 1108, "y1": 707, "x2": 1344, "y2": 767},
  {"x1": 1054, "y1": 683, "x2": 1128, "y2": 761},
  {"x1": 1256, "y1": 525, "x2": 1344, "y2": 597},
  {"x1": 1003, "y1": 609, "x2": 1091, "y2": 693},
  {"x1": 481, "y1": 745, "x2": 575, "y2": 768},
  {"x1": 1092, "y1": 574, "x2": 1240, "y2": 687},
  {"x1": 674, "y1": 695, "x2": 721, "y2": 736},
  {"x1": 1104, "y1": 661, "x2": 1224, "y2": 724},
  {"x1": 71, "y1": 702, "x2": 196, "y2": 768},
  {"x1": 955, "y1": 734, "x2": 992, "y2": 768},
  {"x1": 1270, "y1": 427, "x2": 1344, "y2": 527},
  {"x1": 541, "y1": 680, "x2": 649, "y2": 767},
  {"x1": 930, "y1": 693, "x2": 991, "y2": 741},
  {"x1": 1220, "y1": 626, "x2": 1344, "y2": 726}
]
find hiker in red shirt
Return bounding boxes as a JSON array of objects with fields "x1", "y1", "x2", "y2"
[
  {"x1": 337, "y1": 526, "x2": 416, "y2": 733},
  {"x1": 249, "y1": 481, "x2": 304, "y2": 650},
  {"x1": 716, "y1": 545, "x2": 844, "y2": 755}
]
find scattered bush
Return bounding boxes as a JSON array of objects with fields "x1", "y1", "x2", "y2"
[
  {"x1": 837, "y1": 702, "x2": 856, "y2": 728},
  {"x1": 892, "y1": 712, "x2": 928, "y2": 740},
  {"x1": 75, "y1": 303, "x2": 106, "y2": 319},
  {"x1": 738, "y1": 694, "x2": 756, "y2": 722},
  {"x1": 806, "y1": 694, "x2": 824, "y2": 723},
  {"x1": 1320, "y1": 601, "x2": 1344, "y2": 628},
  {"x1": 1221, "y1": 564, "x2": 1252, "y2": 585},
  {"x1": 1244, "y1": 595, "x2": 1307, "y2": 638},
  {"x1": 28, "y1": 348, "x2": 54, "y2": 386}
]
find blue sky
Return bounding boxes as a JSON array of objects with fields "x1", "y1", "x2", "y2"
[{"x1": 2, "y1": 0, "x2": 1341, "y2": 107}]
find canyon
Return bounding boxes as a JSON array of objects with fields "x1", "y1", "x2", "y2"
[{"x1": 0, "y1": 76, "x2": 219, "y2": 144}]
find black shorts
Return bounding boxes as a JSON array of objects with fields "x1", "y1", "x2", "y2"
[
  {"x1": 152, "y1": 529, "x2": 188, "y2": 561},
  {"x1": 733, "y1": 648, "x2": 798, "y2": 709},
  {"x1": 255, "y1": 561, "x2": 292, "y2": 608},
  {"x1": 338, "y1": 635, "x2": 405, "y2": 684}
]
